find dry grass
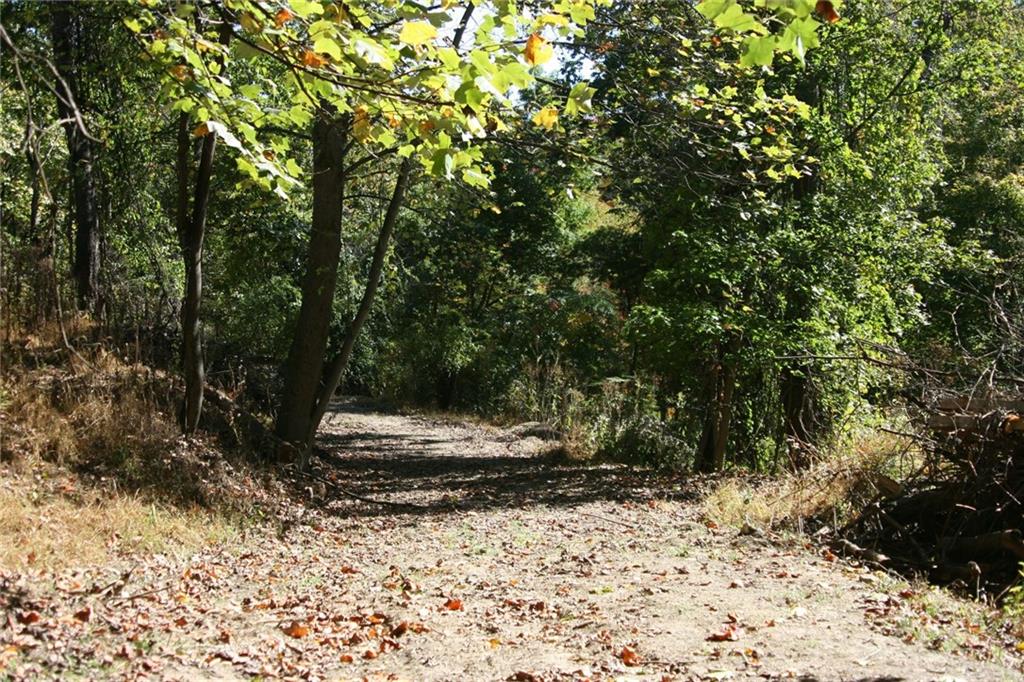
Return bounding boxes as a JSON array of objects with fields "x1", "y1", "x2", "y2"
[
  {"x1": 0, "y1": 475, "x2": 235, "y2": 571},
  {"x1": 703, "y1": 429, "x2": 918, "y2": 532},
  {"x1": 0, "y1": 323, "x2": 276, "y2": 572}
]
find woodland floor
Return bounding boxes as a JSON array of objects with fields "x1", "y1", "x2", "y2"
[{"x1": 2, "y1": 400, "x2": 1023, "y2": 681}]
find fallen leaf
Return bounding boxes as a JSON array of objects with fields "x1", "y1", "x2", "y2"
[
  {"x1": 443, "y1": 597, "x2": 463, "y2": 611},
  {"x1": 16, "y1": 611, "x2": 41, "y2": 625},
  {"x1": 707, "y1": 624, "x2": 741, "y2": 642},
  {"x1": 513, "y1": 673, "x2": 541, "y2": 682},
  {"x1": 391, "y1": 621, "x2": 409, "y2": 637},
  {"x1": 283, "y1": 621, "x2": 309, "y2": 638},
  {"x1": 620, "y1": 646, "x2": 640, "y2": 666},
  {"x1": 73, "y1": 606, "x2": 91, "y2": 623},
  {"x1": 340, "y1": 653, "x2": 354, "y2": 663},
  {"x1": 362, "y1": 649, "x2": 377, "y2": 660}
]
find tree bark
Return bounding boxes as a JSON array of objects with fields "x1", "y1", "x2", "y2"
[
  {"x1": 695, "y1": 339, "x2": 738, "y2": 472},
  {"x1": 781, "y1": 364, "x2": 816, "y2": 468},
  {"x1": 307, "y1": 157, "x2": 412, "y2": 442},
  {"x1": 275, "y1": 111, "x2": 349, "y2": 461},
  {"x1": 175, "y1": 113, "x2": 218, "y2": 434},
  {"x1": 50, "y1": 5, "x2": 100, "y2": 313}
]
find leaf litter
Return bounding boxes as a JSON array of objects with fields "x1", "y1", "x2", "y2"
[{"x1": 2, "y1": 403, "x2": 1021, "y2": 680}]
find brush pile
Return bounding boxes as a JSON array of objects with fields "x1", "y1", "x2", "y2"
[{"x1": 844, "y1": 350, "x2": 1024, "y2": 598}]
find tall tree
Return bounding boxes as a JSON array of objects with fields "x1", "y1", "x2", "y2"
[
  {"x1": 175, "y1": 114, "x2": 217, "y2": 433},
  {"x1": 173, "y1": 18, "x2": 230, "y2": 434},
  {"x1": 274, "y1": 109, "x2": 349, "y2": 456},
  {"x1": 50, "y1": 4, "x2": 100, "y2": 313}
]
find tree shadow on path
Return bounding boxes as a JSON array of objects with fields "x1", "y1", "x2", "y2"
[{"x1": 311, "y1": 403, "x2": 700, "y2": 519}]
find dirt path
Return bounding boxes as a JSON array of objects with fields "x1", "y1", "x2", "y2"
[{"x1": 3, "y1": 402, "x2": 1022, "y2": 680}]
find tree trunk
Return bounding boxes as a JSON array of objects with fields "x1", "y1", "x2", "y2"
[
  {"x1": 175, "y1": 113, "x2": 218, "y2": 434},
  {"x1": 307, "y1": 158, "x2": 412, "y2": 442},
  {"x1": 275, "y1": 111, "x2": 349, "y2": 460},
  {"x1": 781, "y1": 364, "x2": 816, "y2": 468},
  {"x1": 695, "y1": 341, "x2": 738, "y2": 472},
  {"x1": 51, "y1": 5, "x2": 100, "y2": 313}
]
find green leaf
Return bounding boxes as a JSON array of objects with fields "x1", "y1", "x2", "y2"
[
  {"x1": 714, "y1": 4, "x2": 765, "y2": 33},
  {"x1": 355, "y1": 39, "x2": 394, "y2": 70},
  {"x1": 290, "y1": 0, "x2": 324, "y2": 19},
  {"x1": 565, "y1": 81, "x2": 595, "y2": 115},
  {"x1": 696, "y1": 0, "x2": 734, "y2": 20},
  {"x1": 437, "y1": 47, "x2": 460, "y2": 70},
  {"x1": 462, "y1": 167, "x2": 490, "y2": 188},
  {"x1": 313, "y1": 37, "x2": 342, "y2": 62},
  {"x1": 740, "y1": 35, "x2": 776, "y2": 67}
]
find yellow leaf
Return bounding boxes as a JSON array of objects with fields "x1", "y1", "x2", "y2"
[
  {"x1": 524, "y1": 33, "x2": 553, "y2": 66},
  {"x1": 353, "y1": 106, "x2": 371, "y2": 142},
  {"x1": 537, "y1": 13, "x2": 568, "y2": 27},
  {"x1": 399, "y1": 21, "x2": 437, "y2": 46},
  {"x1": 239, "y1": 12, "x2": 261, "y2": 33},
  {"x1": 532, "y1": 106, "x2": 559, "y2": 130}
]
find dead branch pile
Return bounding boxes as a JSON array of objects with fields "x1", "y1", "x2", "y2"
[{"x1": 843, "y1": 345, "x2": 1024, "y2": 598}]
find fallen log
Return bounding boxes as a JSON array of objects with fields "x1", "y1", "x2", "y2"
[
  {"x1": 833, "y1": 539, "x2": 890, "y2": 565},
  {"x1": 940, "y1": 529, "x2": 1024, "y2": 561}
]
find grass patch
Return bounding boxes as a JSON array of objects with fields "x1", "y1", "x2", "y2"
[
  {"x1": 703, "y1": 428, "x2": 917, "y2": 531},
  {"x1": 0, "y1": 475, "x2": 235, "y2": 571},
  {"x1": 0, "y1": 323, "x2": 276, "y2": 572}
]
